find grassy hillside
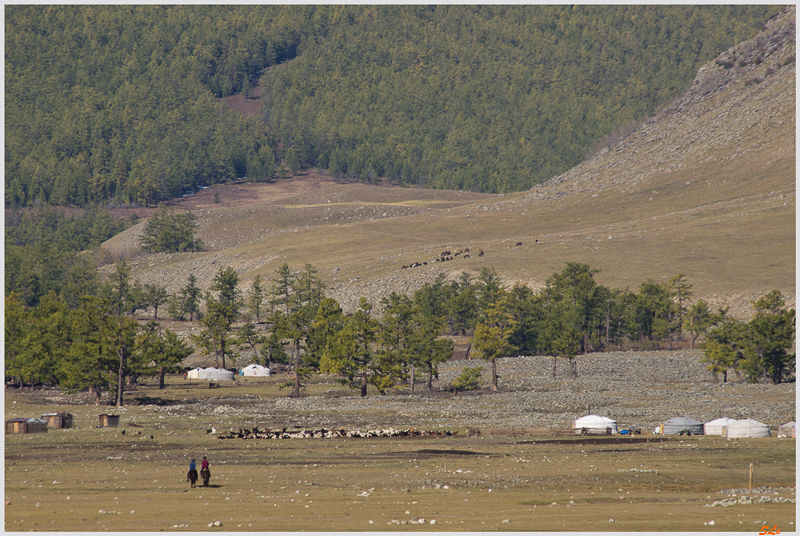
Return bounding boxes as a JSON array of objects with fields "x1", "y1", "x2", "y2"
[{"x1": 102, "y1": 7, "x2": 795, "y2": 318}]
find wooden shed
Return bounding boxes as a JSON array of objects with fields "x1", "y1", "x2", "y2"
[
  {"x1": 98, "y1": 414, "x2": 120, "y2": 428},
  {"x1": 6, "y1": 417, "x2": 49, "y2": 434},
  {"x1": 42, "y1": 412, "x2": 74, "y2": 429}
]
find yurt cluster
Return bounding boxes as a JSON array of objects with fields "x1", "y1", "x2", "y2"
[
  {"x1": 572, "y1": 414, "x2": 796, "y2": 439},
  {"x1": 186, "y1": 364, "x2": 271, "y2": 381}
]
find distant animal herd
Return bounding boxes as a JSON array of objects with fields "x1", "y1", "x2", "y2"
[{"x1": 401, "y1": 241, "x2": 536, "y2": 270}]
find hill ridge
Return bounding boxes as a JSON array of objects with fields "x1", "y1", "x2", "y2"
[{"x1": 103, "y1": 9, "x2": 795, "y2": 319}]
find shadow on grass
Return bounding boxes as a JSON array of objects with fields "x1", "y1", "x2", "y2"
[{"x1": 131, "y1": 395, "x2": 182, "y2": 406}]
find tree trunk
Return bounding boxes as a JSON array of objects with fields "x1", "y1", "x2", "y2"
[
  {"x1": 427, "y1": 364, "x2": 434, "y2": 391},
  {"x1": 159, "y1": 366, "x2": 166, "y2": 390},
  {"x1": 117, "y1": 352, "x2": 125, "y2": 407},
  {"x1": 220, "y1": 336, "x2": 227, "y2": 370},
  {"x1": 360, "y1": 371, "x2": 368, "y2": 397},
  {"x1": 94, "y1": 385, "x2": 102, "y2": 406},
  {"x1": 410, "y1": 365, "x2": 415, "y2": 391},
  {"x1": 293, "y1": 340, "x2": 301, "y2": 398},
  {"x1": 464, "y1": 341, "x2": 472, "y2": 360},
  {"x1": 723, "y1": 370, "x2": 728, "y2": 383},
  {"x1": 491, "y1": 358, "x2": 498, "y2": 391}
]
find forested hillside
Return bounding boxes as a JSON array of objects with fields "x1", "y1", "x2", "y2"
[
  {"x1": 5, "y1": 5, "x2": 778, "y2": 207},
  {"x1": 262, "y1": 5, "x2": 779, "y2": 192}
]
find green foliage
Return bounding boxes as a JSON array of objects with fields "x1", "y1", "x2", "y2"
[
  {"x1": 451, "y1": 366, "x2": 483, "y2": 395},
  {"x1": 4, "y1": 6, "x2": 777, "y2": 208},
  {"x1": 320, "y1": 298, "x2": 380, "y2": 397},
  {"x1": 190, "y1": 266, "x2": 243, "y2": 370},
  {"x1": 98, "y1": 260, "x2": 139, "y2": 317},
  {"x1": 307, "y1": 298, "x2": 346, "y2": 369},
  {"x1": 471, "y1": 321, "x2": 513, "y2": 391},
  {"x1": 5, "y1": 206, "x2": 123, "y2": 307},
  {"x1": 245, "y1": 275, "x2": 267, "y2": 323},
  {"x1": 168, "y1": 274, "x2": 202, "y2": 322},
  {"x1": 58, "y1": 296, "x2": 119, "y2": 404},
  {"x1": 6, "y1": 5, "x2": 287, "y2": 208},
  {"x1": 140, "y1": 206, "x2": 202, "y2": 253},
  {"x1": 262, "y1": 5, "x2": 777, "y2": 192},
  {"x1": 266, "y1": 264, "x2": 327, "y2": 396},
  {"x1": 136, "y1": 321, "x2": 193, "y2": 389},
  {"x1": 142, "y1": 284, "x2": 168, "y2": 321},
  {"x1": 740, "y1": 291, "x2": 795, "y2": 384},
  {"x1": 102, "y1": 313, "x2": 139, "y2": 406},
  {"x1": 700, "y1": 339, "x2": 738, "y2": 383},
  {"x1": 683, "y1": 299, "x2": 714, "y2": 349},
  {"x1": 210, "y1": 266, "x2": 243, "y2": 322},
  {"x1": 6, "y1": 205, "x2": 130, "y2": 252}
]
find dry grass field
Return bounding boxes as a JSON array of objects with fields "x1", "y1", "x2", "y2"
[{"x1": 4, "y1": 376, "x2": 796, "y2": 533}]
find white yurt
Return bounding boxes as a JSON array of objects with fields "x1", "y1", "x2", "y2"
[
  {"x1": 203, "y1": 367, "x2": 235, "y2": 381},
  {"x1": 187, "y1": 367, "x2": 234, "y2": 381},
  {"x1": 656, "y1": 416, "x2": 704, "y2": 435},
  {"x1": 704, "y1": 417, "x2": 735, "y2": 436},
  {"x1": 777, "y1": 421, "x2": 796, "y2": 438},
  {"x1": 573, "y1": 414, "x2": 618, "y2": 434},
  {"x1": 722, "y1": 418, "x2": 771, "y2": 438},
  {"x1": 241, "y1": 364, "x2": 271, "y2": 377}
]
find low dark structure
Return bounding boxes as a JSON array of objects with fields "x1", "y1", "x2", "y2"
[
  {"x1": 6, "y1": 417, "x2": 48, "y2": 434},
  {"x1": 98, "y1": 414, "x2": 120, "y2": 428},
  {"x1": 42, "y1": 412, "x2": 74, "y2": 429}
]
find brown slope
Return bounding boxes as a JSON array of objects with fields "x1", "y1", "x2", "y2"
[{"x1": 104, "y1": 7, "x2": 795, "y2": 318}]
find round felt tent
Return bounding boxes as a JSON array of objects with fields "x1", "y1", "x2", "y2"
[
  {"x1": 187, "y1": 367, "x2": 234, "y2": 381},
  {"x1": 241, "y1": 364, "x2": 271, "y2": 377},
  {"x1": 722, "y1": 418, "x2": 771, "y2": 438},
  {"x1": 656, "y1": 416, "x2": 704, "y2": 435},
  {"x1": 201, "y1": 367, "x2": 235, "y2": 381},
  {"x1": 777, "y1": 421, "x2": 796, "y2": 438},
  {"x1": 572, "y1": 414, "x2": 618, "y2": 434},
  {"x1": 704, "y1": 417, "x2": 735, "y2": 436},
  {"x1": 186, "y1": 367, "x2": 203, "y2": 380}
]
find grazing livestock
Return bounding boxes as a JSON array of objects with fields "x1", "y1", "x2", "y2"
[
  {"x1": 478, "y1": 249, "x2": 484, "y2": 257},
  {"x1": 465, "y1": 248, "x2": 470, "y2": 253},
  {"x1": 464, "y1": 254, "x2": 470, "y2": 258},
  {"x1": 200, "y1": 467, "x2": 210, "y2": 487},
  {"x1": 515, "y1": 242, "x2": 523, "y2": 246}
]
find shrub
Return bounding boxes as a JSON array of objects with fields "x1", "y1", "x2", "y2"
[{"x1": 451, "y1": 367, "x2": 483, "y2": 395}]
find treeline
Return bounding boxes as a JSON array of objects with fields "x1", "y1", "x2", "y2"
[
  {"x1": 5, "y1": 5, "x2": 300, "y2": 207},
  {"x1": 5, "y1": 6, "x2": 778, "y2": 209},
  {"x1": 140, "y1": 206, "x2": 203, "y2": 253},
  {"x1": 6, "y1": 261, "x2": 794, "y2": 406},
  {"x1": 263, "y1": 5, "x2": 777, "y2": 192},
  {"x1": 5, "y1": 205, "x2": 136, "y2": 308}
]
